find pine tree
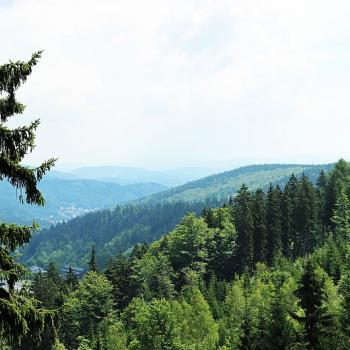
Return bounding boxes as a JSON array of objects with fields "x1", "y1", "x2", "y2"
[
  {"x1": 295, "y1": 174, "x2": 318, "y2": 256},
  {"x1": 65, "y1": 266, "x2": 78, "y2": 291},
  {"x1": 252, "y1": 189, "x2": 267, "y2": 265},
  {"x1": 281, "y1": 182, "x2": 293, "y2": 258},
  {"x1": 105, "y1": 252, "x2": 133, "y2": 309},
  {"x1": 331, "y1": 190, "x2": 350, "y2": 241},
  {"x1": 234, "y1": 184, "x2": 254, "y2": 272},
  {"x1": 295, "y1": 260, "x2": 323, "y2": 349},
  {"x1": 266, "y1": 183, "x2": 282, "y2": 265},
  {"x1": 284, "y1": 174, "x2": 299, "y2": 259},
  {"x1": 324, "y1": 173, "x2": 338, "y2": 232},
  {"x1": 32, "y1": 262, "x2": 65, "y2": 310},
  {"x1": 294, "y1": 260, "x2": 338, "y2": 349},
  {"x1": 202, "y1": 208, "x2": 216, "y2": 228},
  {"x1": 316, "y1": 170, "x2": 328, "y2": 241},
  {"x1": 238, "y1": 307, "x2": 254, "y2": 350},
  {"x1": 0, "y1": 52, "x2": 56, "y2": 343},
  {"x1": 265, "y1": 291, "x2": 296, "y2": 349},
  {"x1": 89, "y1": 244, "x2": 98, "y2": 272}
]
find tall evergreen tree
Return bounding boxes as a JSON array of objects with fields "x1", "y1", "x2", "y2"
[
  {"x1": 105, "y1": 252, "x2": 133, "y2": 310},
  {"x1": 316, "y1": 170, "x2": 328, "y2": 240},
  {"x1": 65, "y1": 266, "x2": 78, "y2": 291},
  {"x1": 294, "y1": 260, "x2": 339, "y2": 349},
  {"x1": 331, "y1": 190, "x2": 350, "y2": 241},
  {"x1": 89, "y1": 244, "x2": 98, "y2": 272},
  {"x1": 0, "y1": 52, "x2": 55, "y2": 343},
  {"x1": 295, "y1": 174, "x2": 318, "y2": 256},
  {"x1": 234, "y1": 184, "x2": 254, "y2": 272},
  {"x1": 266, "y1": 184, "x2": 282, "y2": 264},
  {"x1": 284, "y1": 174, "x2": 299, "y2": 259},
  {"x1": 252, "y1": 189, "x2": 267, "y2": 264},
  {"x1": 324, "y1": 173, "x2": 338, "y2": 232},
  {"x1": 265, "y1": 290, "x2": 296, "y2": 350},
  {"x1": 33, "y1": 262, "x2": 65, "y2": 309}
]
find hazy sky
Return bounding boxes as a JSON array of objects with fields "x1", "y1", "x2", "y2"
[{"x1": 1, "y1": 0, "x2": 349, "y2": 169}]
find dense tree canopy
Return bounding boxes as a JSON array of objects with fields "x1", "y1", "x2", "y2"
[{"x1": 15, "y1": 159, "x2": 350, "y2": 350}]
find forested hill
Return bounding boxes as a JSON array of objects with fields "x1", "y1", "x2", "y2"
[
  {"x1": 23, "y1": 200, "x2": 220, "y2": 267},
  {"x1": 23, "y1": 163, "x2": 333, "y2": 268},
  {"x1": 26, "y1": 159, "x2": 350, "y2": 350},
  {"x1": 0, "y1": 178, "x2": 167, "y2": 226},
  {"x1": 139, "y1": 163, "x2": 334, "y2": 203}
]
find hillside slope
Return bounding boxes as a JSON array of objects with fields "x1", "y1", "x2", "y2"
[
  {"x1": 140, "y1": 163, "x2": 334, "y2": 203},
  {"x1": 0, "y1": 178, "x2": 167, "y2": 226},
  {"x1": 23, "y1": 163, "x2": 334, "y2": 268}
]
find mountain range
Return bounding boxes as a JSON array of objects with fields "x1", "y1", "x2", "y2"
[{"x1": 61, "y1": 166, "x2": 220, "y2": 186}]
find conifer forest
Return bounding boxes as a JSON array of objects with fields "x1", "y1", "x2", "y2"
[{"x1": 1, "y1": 2, "x2": 350, "y2": 349}]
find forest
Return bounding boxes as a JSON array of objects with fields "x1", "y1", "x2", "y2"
[
  {"x1": 4, "y1": 159, "x2": 350, "y2": 350},
  {"x1": 23, "y1": 163, "x2": 333, "y2": 268},
  {"x1": 1, "y1": 31, "x2": 349, "y2": 350}
]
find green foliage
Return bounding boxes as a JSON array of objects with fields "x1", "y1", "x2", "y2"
[
  {"x1": 24, "y1": 164, "x2": 334, "y2": 268},
  {"x1": 166, "y1": 213, "x2": 213, "y2": 283},
  {"x1": 142, "y1": 164, "x2": 334, "y2": 204},
  {"x1": 105, "y1": 252, "x2": 134, "y2": 309},
  {"x1": 89, "y1": 245, "x2": 98, "y2": 272},
  {"x1": 98, "y1": 317, "x2": 128, "y2": 350},
  {"x1": 123, "y1": 298, "x2": 182, "y2": 350},
  {"x1": 60, "y1": 272, "x2": 114, "y2": 349},
  {"x1": 18, "y1": 159, "x2": 350, "y2": 349},
  {"x1": 176, "y1": 287, "x2": 219, "y2": 350},
  {"x1": 52, "y1": 340, "x2": 67, "y2": 350},
  {"x1": 0, "y1": 51, "x2": 56, "y2": 345},
  {"x1": 234, "y1": 184, "x2": 254, "y2": 272},
  {"x1": 25, "y1": 200, "x2": 216, "y2": 267},
  {"x1": 76, "y1": 337, "x2": 92, "y2": 350},
  {"x1": 131, "y1": 251, "x2": 176, "y2": 300},
  {"x1": 65, "y1": 266, "x2": 79, "y2": 291}
]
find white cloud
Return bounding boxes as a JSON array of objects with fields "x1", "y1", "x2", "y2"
[{"x1": 1, "y1": 0, "x2": 350, "y2": 168}]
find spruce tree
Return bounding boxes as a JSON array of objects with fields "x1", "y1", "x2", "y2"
[
  {"x1": 324, "y1": 173, "x2": 338, "y2": 232},
  {"x1": 89, "y1": 244, "x2": 98, "y2": 272},
  {"x1": 266, "y1": 183, "x2": 282, "y2": 265},
  {"x1": 252, "y1": 189, "x2": 267, "y2": 264},
  {"x1": 234, "y1": 184, "x2": 254, "y2": 272},
  {"x1": 285, "y1": 174, "x2": 299, "y2": 259},
  {"x1": 294, "y1": 260, "x2": 338, "y2": 349},
  {"x1": 0, "y1": 52, "x2": 55, "y2": 343},
  {"x1": 331, "y1": 190, "x2": 350, "y2": 241},
  {"x1": 295, "y1": 174, "x2": 318, "y2": 256},
  {"x1": 65, "y1": 266, "x2": 78, "y2": 291},
  {"x1": 316, "y1": 170, "x2": 328, "y2": 240},
  {"x1": 265, "y1": 291, "x2": 296, "y2": 349},
  {"x1": 281, "y1": 182, "x2": 293, "y2": 258}
]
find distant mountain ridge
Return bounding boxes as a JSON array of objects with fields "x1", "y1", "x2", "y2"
[
  {"x1": 23, "y1": 163, "x2": 335, "y2": 268},
  {"x1": 68, "y1": 166, "x2": 219, "y2": 186}
]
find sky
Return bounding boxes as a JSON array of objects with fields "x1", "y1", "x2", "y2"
[{"x1": 0, "y1": 0, "x2": 350, "y2": 170}]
